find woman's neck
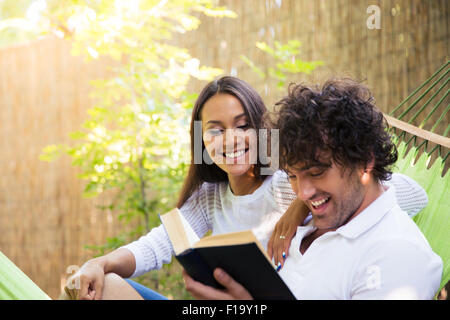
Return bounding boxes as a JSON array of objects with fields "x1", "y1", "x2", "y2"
[{"x1": 227, "y1": 171, "x2": 263, "y2": 196}]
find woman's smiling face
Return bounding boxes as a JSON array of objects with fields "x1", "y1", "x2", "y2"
[{"x1": 201, "y1": 93, "x2": 258, "y2": 177}]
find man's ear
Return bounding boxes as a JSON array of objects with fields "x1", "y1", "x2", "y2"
[{"x1": 361, "y1": 157, "x2": 375, "y2": 185}]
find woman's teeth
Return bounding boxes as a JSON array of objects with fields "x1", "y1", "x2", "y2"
[
  {"x1": 311, "y1": 197, "x2": 330, "y2": 208},
  {"x1": 224, "y1": 149, "x2": 245, "y2": 158}
]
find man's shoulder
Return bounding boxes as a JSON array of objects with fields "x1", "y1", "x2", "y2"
[
  {"x1": 367, "y1": 204, "x2": 423, "y2": 238},
  {"x1": 359, "y1": 205, "x2": 440, "y2": 261},
  {"x1": 349, "y1": 206, "x2": 443, "y2": 299}
]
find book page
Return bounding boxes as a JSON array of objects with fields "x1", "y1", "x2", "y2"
[
  {"x1": 195, "y1": 230, "x2": 272, "y2": 263},
  {"x1": 159, "y1": 208, "x2": 199, "y2": 255},
  {"x1": 179, "y1": 212, "x2": 200, "y2": 246}
]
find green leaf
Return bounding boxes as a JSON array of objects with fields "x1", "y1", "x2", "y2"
[
  {"x1": 68, "y1": 130, "x2": 88, "y2": 140},
  {"x1": 255, "y1": 41, "x2": 275, "y2": 56},
  {"x1": 240, "y1": 54, "x2": 265, "y2": 79},
  {"x1": 39, "y1": 144, "x2": 65, "y2": 162},
  {"x1": 244, "y1": 40, "x2": 323, "y2": 94}
]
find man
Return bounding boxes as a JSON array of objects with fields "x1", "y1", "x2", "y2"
[{"x1": 183, "y1": 78, "x2": 443, "y2": 299}]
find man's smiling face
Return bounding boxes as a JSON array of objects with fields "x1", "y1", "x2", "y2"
[{"x1": 285, "y1": 156, "x2": 367, "y2": 230}]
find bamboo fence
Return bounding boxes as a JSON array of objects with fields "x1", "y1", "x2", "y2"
[
  {"x1": 180, "y1": 0, "x2": 448, "y2": 121},
  {"x1": 0, "y1": 37, "x2": 123, "y2": 299}
]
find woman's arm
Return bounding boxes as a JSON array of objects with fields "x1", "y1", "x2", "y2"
[
  {"x1": 388, "y1": 172, "x2": 428, "y2": 218},
  {"x1": 99, "y1": 247, "x2": 136, "y2": 277},
  {"x1": 121, "y1": 224, "x2": 176, "y2": 277},
  {"x1": 267, "y1": 198, "x2": 309, "y2": 270},
  {"x1": 64, "y1": 247, "x2": 136, "y2": 300},
  {"x1": 65, "y1": 183, "x2": 213, "y2": 300},
  {"x1": 267, "y1": 170, "x2": 309, "y2": 270},
  {"x1": 121, "y1": 183, "x2": 212, "y2": 278}
]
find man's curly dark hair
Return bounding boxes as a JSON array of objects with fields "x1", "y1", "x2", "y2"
[{"x1": 268, "y1": 78, "x2": 398, "y2": 182}]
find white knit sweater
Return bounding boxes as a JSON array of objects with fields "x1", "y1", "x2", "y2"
[{"x1": 122, "y1": 171, "x2": 428, "y2": 278}]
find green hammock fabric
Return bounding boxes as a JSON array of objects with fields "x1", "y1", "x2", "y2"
[
  {"x1": 394, "y1": 140, "x2": 450, "y2": 292},
  {"x1": 0, "y1": 251, "x2": 50, "y2": 300},
  {"x1": 388, "y1": 60, "x2": 449, "y2": 294}
]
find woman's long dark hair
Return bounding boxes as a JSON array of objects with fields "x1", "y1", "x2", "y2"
[{"x1": 176, "y1": 76, "x2": 268, "y2": 208}]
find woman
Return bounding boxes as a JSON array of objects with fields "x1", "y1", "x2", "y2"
[{"x1": 64, "y1": 76, "x2": 427, "y2": 300}]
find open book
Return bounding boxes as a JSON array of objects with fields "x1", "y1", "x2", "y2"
[{"x1": 160, "y1": 208, "x2": 296, "y2": 300}]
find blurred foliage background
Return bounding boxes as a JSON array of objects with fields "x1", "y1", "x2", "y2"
[{"x1": 0, "y1": 0, "x2": 320, "y2": 299}]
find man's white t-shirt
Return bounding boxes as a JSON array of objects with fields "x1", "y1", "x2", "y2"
[{"x1": 278, "y1": 185, "x2": 443, "y2": 299}]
